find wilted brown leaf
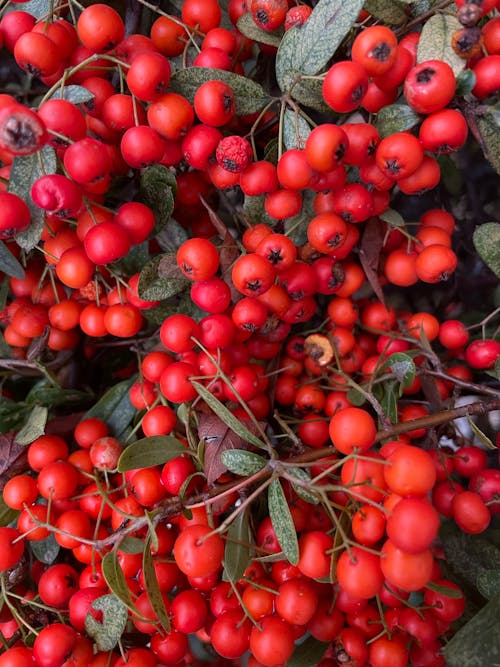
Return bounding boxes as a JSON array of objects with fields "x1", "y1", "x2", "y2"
[
  {"x1": 359, "y1": 217, "x2": 385, "y2": 306},
  {"x1": 0, "y1": 432, "x2": 28, "y2": 491},
  {"x1": 198, "y1": 413, "x2": 263, "y2": 484}
]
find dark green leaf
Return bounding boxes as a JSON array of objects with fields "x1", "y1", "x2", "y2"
[
  {"x1": 170, "y1": 67, "x2": 271, "y2": 115},
  {"x1": 140, "y1": 165, "x2": 176, "y2": 235},
  {"x1": 0, "y1": 241, "x2": 25, "y2": 279},
  {"x1": 417, "y1": 13, "x2": 465, "y2": 75},
  {"x1": 288, "y1": 467, "x2": 320, "y2": 505},
  {"x1": 117, "y1": 536, "x2": 146, "y2": 554},
  {"x1": 30, "y1": 534, "x2": 60, "y2": 565},
  {"x1": 223, "y1": 509, "x2": 252, "y2": 582},
  {"x1": 455, "y1": 69, "x2": 476, "y2": 96},
  {"x1": 473, "y1": 223, "x2": 500, "y2": 278},
  {"x1": 443, "y1": 593, "x2": 500, "y2": 667},
  {"x1": 288, "y1": 636, "x2": 329, "y2": 667},
  {"x1": 138, "y1": 255, "x2": 188, "y2": 301},
  {"x1": 425, "y1": 580, "x2": 464, "y2": 599},
  {"x1": 437, "y1": 154, "x2": 463, "y2": 196},
  {"x1": 382, "y1": 352, "x2": 416, "y2": 388},
  {"x1": 118, "y1": 436, "x2": 188, "y2": 472},
  {"x1": 84, "y1": 378, "x2": 136, "y2": 437},
  {"x1": 276, "y1": 0, "x2": 365, "y2": 91},
  {"x1": 8, "y1": 0, "x2": 51, "y2": 19},
  {"x1": 0, "y1": 497, "x2": 19, "y2": 527},
  {"x1": 220, "y1": 449, "x2": 267, "y2": 476},
  {"x1": 9, "y1": 145, "x2": 57, "y2": 251},
  {"x1": 236, "y1": 13, "x2": 283, "y2": 47},
  {"x1": 14, "y1": 405, "x2": 48, "y2": 445},
  {"x1": 50, "y1": 84, "x2": 95, "y2": 104},
  {"x1": 143, "y1": 537, "x2": 171, "y2": 632},
  {"x1": 192, "y1": 381, "x2": 267, "y2": 449},
  {"x1": 477, "y1": 570, "x2": 500, "y2": 600},
  {"x1": 268, "y1": 478, "x2": 299, "y2": 565},
  {"x1": 283, "y1": 108, "x2": 311, "y2": 150},
  {"x1": 346, "y1": 387, "x2": 366, "y2": 407},
  {"x1": 376, "y1": 104, "x2": 421, "y2": 138},
  {"x1": 0, "y1": 400, "x2": 28, "y2": 433},
  {"x1": 476, "y1": 108, "x2": 500, "y2": 176},
  {"x1": 26, "y1": 386, "x2": 91, "y2": 408},
  {"x1": 85, "y1": 594, "x2": 128, "y2": 652},
  {"x1": 363, "y1": 0, "x2": 409, "y2": 24},
  {"x1": 113, "y1": 241, "x2": 149, "y2": 276},
  {"x1": 101, "y1": 552, "x2": 137, "y2": 614},
  {"x1": 143, "y1": 302, "x2": 180, "y2": 325}
]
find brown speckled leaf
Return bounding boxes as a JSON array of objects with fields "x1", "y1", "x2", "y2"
[
  {"x1": 359, "y1": 217, "x2": 385, "y2": 306},
  {"x1": 198, "y1": 413, "x2": 264, "y2": 484},
  {"x1": 0, "y1": 432, "x2": 28, "y2": 491}
]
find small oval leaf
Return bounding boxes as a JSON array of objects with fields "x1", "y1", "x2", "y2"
[
  {"x1": 85, "y1": 594, "x2": 128, "y2": 652},
  {"x1": 50, "y1": 84, "x2": 95, "y2": 104},
  {"x1": 473, "y1": 222, "x2": 500, "y2": 278},
  {"x1": 288, "y1": 467, "x2": 320, "y2": 505},
  {"x1": 417, "y1": 13, "x2": 465, "y2": 75},
  {"x1": 237, "y1": 13, "x2": 283, "y2": 47},
  {"x1": 14, "y1": 405, "x2": 48, "y2": 446},
  {"x1": 376, "y1": 104, "x2": 421, "y2": 138},
  {"x1": 221, "y1": 449, "x2": 267, "y2": 476},
  {"x1": 283, "y1": 108, "x2": 311, "y2": 150},
  {"x1": 383, "y1": 352, "x2": 416, "y2": 388},
  {"x1": 118, "y1": 436, "x2": 188, "y2": 472},
  {"x1": 268, "y1": 478, "x2": 299, "y2": 565},
  {"x1": 142, "y1": 538, "x2": 171, "y2": 632}
]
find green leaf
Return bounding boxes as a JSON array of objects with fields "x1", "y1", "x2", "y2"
[
  {"x1": 0, "y1": 241, "x2": 25, "y2": 279},
  {"x1": 289, "y1": 77, "x2": 331, "y2": 114},
  {"x1": 117, "y1": 536, "x2": 146, "y2": 554},
  {"x1": 192, "y1": 381, "x2": 267, "y2": 449},
  {"x1": 0, "y1": 496, "x2": 19, "y2": 527},
  {"x1": 376, "y1": 104, "x2": 421, "y2": 138},
  {"x1": 220, "y1": 449, "x2": 267, "y2": 476},
  {"x1": 243, "y1": 194, "x2": 268, "y2": 225},
  {"x1": 476, "y1": 108, "x2": 500, "y2": 176},
  {"x1": 138, "y1": 255, "x2": 188, "y2": 302},
  {"x1": 283, "y1": 108, "x2": 311, "y2": 150},
  {"x1": 477, "y1": 570, "x2": 500, "y2": 600},
  {"x1": 382, "y1": 352, "x2": 416, "y2": 388},
  {"x1": 377, "y1": 380, "x2": 399, "y2": 425},
  {"x1": 276, "y1": 0, "x2": 365, "y2": 91},
  {"x1": 378, "y1": 208, "x2": 405, "y2": 228},
  {"x1": 288, "y1": 636, "x2": 329, "y2": 667},
  {"x1": 363, "y1": 0, "x2": 409, "y2": 24},
  {"x1": 14, "y1": 405, "x2": 48, "y2": 445},
  {"x1": 113, "y1": 241, "x2": 149, "y2": 276},
  {"x1": 0, "y1": 400, "x2": 28, "y2": 433},
  {"x1": 417, "y1": 13, "x2": 465, "y2": 76},
  {"x1": 118, "y1": 436, "x2": 188, "y2": 472},
  {"x1": 50, "y1": 84, "x2": 95, "y2": 104},
  {"x1": 8, "y1": 0, "x2": 52, "y2": 19},
  {"x1": 473, "y1": 223, "x2": 500, "y2": 278},
  {"x1": 30, "y1": 534, "x2": 60, "y2": 565},
  {"x1": 142, "y1": 538, "x2": 171, "y2": 632},
  {"x1": 268, "y1": 478, "x2": 299, "y2": 565},
  {"x1": 170, "y1": 67, "x2": 272, "y2": 115},
  {"x1": 85, "y1": 594, "x2": 128, "y2": 652},
  {"x1": 84, "y1": 378, "x2": 136, "y2": 437},
  {"x1": 9, "y1": 145, "x2": 57, "y2": 251},
  {"x1": 455, "y1": 69, "x2": 476, "y2": 96},
  {"x1": 437, "y1": 154, "x2": 463, "y2": 196},
  {"x1": 26, "y1": 385, "x2": 90, "y2": 408},
  {"x1": 140, "y1": 165, "x2": 176, "y2": 235},
  {"x1": 443, "y1": 593, "x2": 500, "y2": 667},
  {"x1": 101, "y1": 552, "x2": 137, "y2": 613},
  {"x1": 223, "y1": 509, "x2": 252, "y2": 583},
  {"x1": 346, "y1": 387, "x2": 366, "y2": 407},
  {"x1": 236, "y1": 13, "x2": 283, "y2": 47},
  {"x1": 288, "y1": 467, "x2": 320, "y2": 505},
  {"x1": 425, "y1": 580, "x2": 464, "y2": 599}
]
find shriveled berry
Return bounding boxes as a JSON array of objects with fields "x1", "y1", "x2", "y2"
[{"x1": 216, "y1": 135, "x2": 253, "y2": 173}]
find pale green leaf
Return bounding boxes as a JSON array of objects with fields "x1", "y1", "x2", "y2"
[
  {"x1": 283, "y1": 108, "x2": 311, "y2": 150},
  {"x1": 363, "y1": 0, "x2": 409, "y2": 24},
  {"x1": 220, "y1": 449, "x2": 267, "y2": 476},
  {"x1": 476, "y1": 109, "x2": 500, "y2": 177},
  {"x1": 14, "y1": 405, "x2": 48, "y2": 445},
  {"x1": 50, "y1": 85, "x2": 95, "y2": 104},
  {"x1": 170, "y1": 67, "x2": 271, "y2": 115},
  {"x1": 268, "y1": 478, "x2": 299, "y2": 565},
  {"x1": 473, "y1": 223, "x2": 500, "y2": 278},
  {"x1": 30, "y1": 533, "x2": 60, "y2": 564},
  {"x1": 237, "y1": 13, "x2": 283, "y2": 47},
  {"x1": 376, "y1": 104, "x2": 421, "y2": 138},
  {"x1": 417, "y1": 13, "x2": 465, "y2": 76}
]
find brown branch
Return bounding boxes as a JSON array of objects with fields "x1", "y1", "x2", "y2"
[{"x1": 395, "y1": 0, "x2": 455, "y2": 36}]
